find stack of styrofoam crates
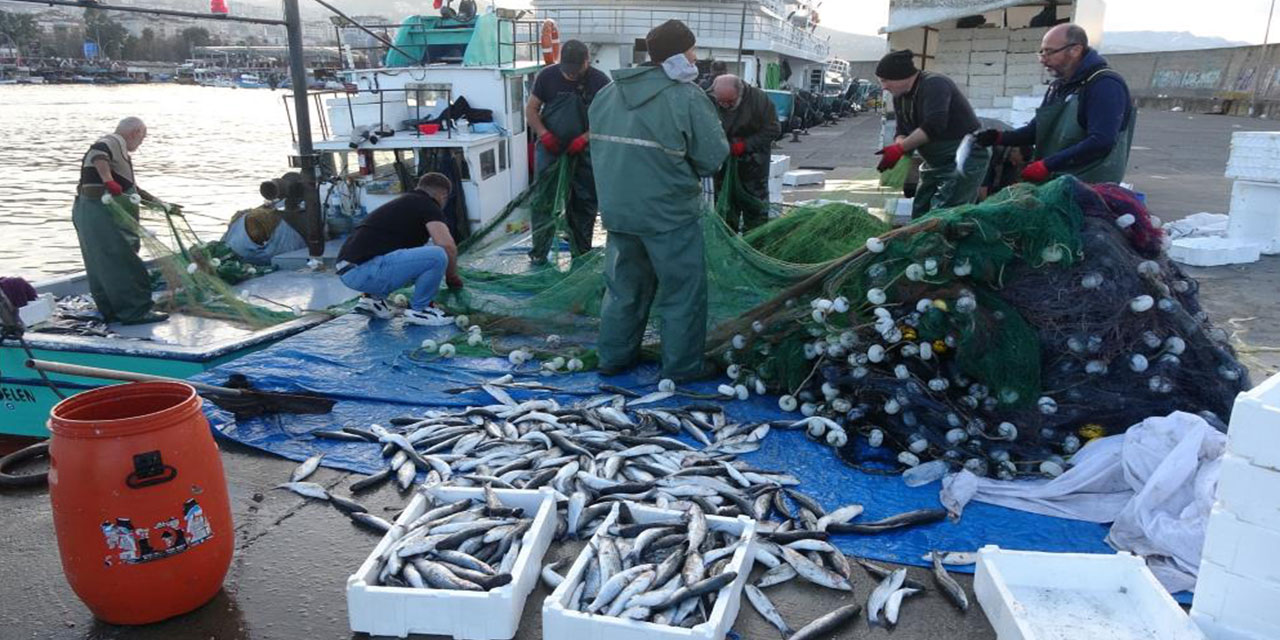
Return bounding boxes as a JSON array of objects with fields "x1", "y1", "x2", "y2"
[
  {"x1": 1005, "y1": 27, "x2": 1048, "y2": 97},
  {"x1": 1223, "y1": 132, "x2": 1280, "y2": 255},
  {"x1": 768, "y1": 154, "x2": 790, "y2": 204},
  {"x1": 932, "y1": 27, "x2": 973, "y2": 98},
  {"x1": 967, "y1": 32, "x2": 1008, "y2": 109},
  {"x1": 1191, "y1": 372, "x2": 1280, "y2": 640}
]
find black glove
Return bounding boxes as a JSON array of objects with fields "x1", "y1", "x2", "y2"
[{"x1": 974, "y1": 129, "x2": 1002, "y2": 147}]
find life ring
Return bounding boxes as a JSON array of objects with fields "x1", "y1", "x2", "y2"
[{"x1": 540, "y1": 19, "x2": 561, "y2": 65}]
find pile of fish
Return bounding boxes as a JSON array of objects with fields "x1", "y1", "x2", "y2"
[
  {"x1": 543, "y1": 502, "x2": 742, "y2": 627},
  {"x1": 374, "y1": 488, "x2": 529, "y2": 591},
  {"x1": 277, "y1": 381, "x2": 970, "y2": 631}
]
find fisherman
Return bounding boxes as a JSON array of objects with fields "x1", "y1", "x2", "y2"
[
  {"x1": 873, "y1": 50, "x2": 990, "y2": 218},
  {"x1": 974, "y1": 24, "x2": 1134, "y2": 184},
  {"x1": 73, "y1": 117, "x2": 168, "y2": 325},
  {"x1": 710, "y1": 74, "x2": 780, "y2": 233},
  {"x1": 525, "y1": 38, "x2": 611, "y2": 264},
  {"x1": 335, "y1": 173, "x2": 462, "y2": 325},
  {"x1": 588, "y1": 19, "x2": 729, "y2": 381}
]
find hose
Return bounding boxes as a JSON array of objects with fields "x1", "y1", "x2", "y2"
[{"x1": 0, "y1": 442, "x2": 49, "y2": 488}]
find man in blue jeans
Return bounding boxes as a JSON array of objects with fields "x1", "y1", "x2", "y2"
[{"x1": 335, "y1": 173, "x2": 462, "y2": 325}]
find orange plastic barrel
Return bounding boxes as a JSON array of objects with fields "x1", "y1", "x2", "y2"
[{"x1": 47, "y1": 382, "x2": 233, "y2": 625}]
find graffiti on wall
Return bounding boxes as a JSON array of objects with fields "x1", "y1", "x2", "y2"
[{"x1": 1152, "y1": 68, "x2": 1223, "y2": 90}]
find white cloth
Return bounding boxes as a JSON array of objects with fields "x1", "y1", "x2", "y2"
[
  {"x1": 662, "y1": 55, "x2": 699, "y2": 84},
  {"x1": 940, "y1": 411, "x2": 1226, "y2": 592}
]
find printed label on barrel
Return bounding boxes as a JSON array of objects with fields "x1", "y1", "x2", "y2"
[{"x1": 100, "y1": 498, "x2": 213, "y2": 566}]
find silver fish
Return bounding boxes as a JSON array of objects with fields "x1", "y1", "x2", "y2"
[
  {"x1": 867, "y1": 567, "x2": 906, "y2": 624},
  {"x1": 756, "y1": 563, "x2": 798, "y2": 588},
  {"x1": 885, "y1": 586, "x2": 921, "y2": 626},
  {"x1": 954, "y1": 132, "x2": 976, "y2": 176},
  {"x1": 290, "y1": 453, "x2": 324, "y2": 483},
  {"x1": 931, "y1": 551, "x2": 970, "y2": 612},
  {"x1": 779, "y1": 545, "x2": 852, "y2": 591},
  {"x1": 744, "y1": 584, "x2": 793, "y2": 638},
  {"x1": 275, "y1": 481, "x2": 329, "y2": 500}
]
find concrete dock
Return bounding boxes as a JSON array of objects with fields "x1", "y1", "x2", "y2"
[{"x1": 1, "y1": 108, "x2": 1277, "y2": 639}]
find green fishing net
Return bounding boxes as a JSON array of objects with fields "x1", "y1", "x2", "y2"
[
  {"x1": 103, "y1": 194, "x2": 296, "y2": 328},
  {"x1": 743, "y1": 201, "x2": 891, "y2": 264}
]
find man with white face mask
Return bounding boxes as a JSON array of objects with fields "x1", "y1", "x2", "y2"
[{"x1": 587, "y1": 19, "x2": 729, "y2": 382}]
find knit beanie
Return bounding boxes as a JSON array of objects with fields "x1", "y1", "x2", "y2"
[
  {"x1": 646, "y1": 20, "x2": 697, "y2": 63},
  {"x1": 876, "y1": 50, "x2": 918, "y2": 80}
]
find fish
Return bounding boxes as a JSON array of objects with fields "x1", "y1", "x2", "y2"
[
  {"x1": 867, "y1": 568, "x2": 906, "y2": 624},
  {"x1": 627, "y1": 391, "x2": 674, "y2": 407},
  {"x1": 779, "y1": 546, "x2": 852, "y2": 591},
  {"x1": 275, "y1": 481, "x2": 329, "y2": 500},
  {"x1": 826, "y1": 508, "x2": 947, "y2": 534},
  {"x1": 328, "y1": 494, "x2": 368, "y2": 514},
  {"x1": 815, "y1": 503, "x2": 864, "y2": 531},
  {"x1": 349, "y1": 512, "x2": 394, "y2": 533},
  {"x1": 854, "y1": 557, "x2": 929, "y2": 590},
  {"x1": 745, "y1": 584, "x2": 794, "y2": 638},
  {"x1": 756, "y1": 563, "x2": 798, "y2": 588},
  {"x1": 954, "y1": 132, "x2": 976, "y2": 176},
  {"x1": 931, "y1": 551, "x2": 970, "y2": 612},
  {"x1": 925, "y1": 551, "x2": 977, "y2": 566},
  {"x1": 785, "y1": 603, "x2": 861, "y2": 640},
  {"x1": 349, "y1": 467, "x2": 393, "y2": 493},
  {"x1": 290, "y1": 453, "x2": 325, "y2": 482},
  {"x1": 884, "y1": 587, "x2": 921, "y2": 626}
]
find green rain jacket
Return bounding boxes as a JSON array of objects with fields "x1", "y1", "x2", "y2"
[{"x1": 588, "y1": 65, "x2": 729, "y2": 236}]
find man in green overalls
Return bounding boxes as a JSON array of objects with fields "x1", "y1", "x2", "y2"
[
  {"x1": 525, "y1": 39, "x2": 611, "y2": 264},
  {"x1": 874, "y1": 50, "x2": 990, "y2": 219},
  {"x1": 710, "y1": 74, "x2": 780, "y2": 233},
  {"x1": 72, "y1": 117, "x2": 168, "y2": 325},
  {"x1": 975, "y1": 24, "x2": 1135, "y2": 185},
  {"x1": 588, "y1": 19, "x2": 729, "y2": 381}
]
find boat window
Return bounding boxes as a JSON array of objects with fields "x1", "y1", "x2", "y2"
[
  {"x1": 409, "y1": 83, "x2": 452, "y2": 120},
  {"x1": 507, "y1": 77, "x2": 525, "y2": 134},
  {"x1": 479, "y1": 149, "x2": 497, "y2": 181},
  {"x1": 499, "y1": 139, "x2": 509, "y2": 171}
]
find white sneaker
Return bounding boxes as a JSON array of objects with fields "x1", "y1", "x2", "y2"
[
  {"x1": 403, "y1": 306, "x2": 453, "y2": 326},
  {"x1": 354, "y1": 297, "x2": 395, "y2": 319}
]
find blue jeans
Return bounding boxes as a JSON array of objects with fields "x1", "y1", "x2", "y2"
[{"x1": 339, "y1": 246, "x2": 447, "y2": 310}]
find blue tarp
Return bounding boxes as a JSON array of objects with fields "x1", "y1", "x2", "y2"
[{"x1": 193, "y1": 313, "x2": 1116, "y2": 574}]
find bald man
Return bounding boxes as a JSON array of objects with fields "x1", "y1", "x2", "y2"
[
  {"x1": 710, "y1": 74, "x2": 779, "y2": 233},
  {"x1": 72, "y1": 117, "x2": 168, "y2": 325},
  {"x1": 975, "y1": 23, "x2": 1134, "y2": 184}
]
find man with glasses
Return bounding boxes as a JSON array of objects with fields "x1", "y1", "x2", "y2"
[
  {"x1": 709, "y1": 74, "x2": 779, "y2": 232},
  {"x1": 525, "y1": 39, "x2": 611, "y2": 263},
  {"x1": 975, "y1": 23, "x2": 1134, "y2": 185}
]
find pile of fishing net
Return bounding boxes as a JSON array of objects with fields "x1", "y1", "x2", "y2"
[
  {"x1": 102, "y1": 194, "x2": 296, "y2": 328},
  {"x1": 708, "y1": 177, "x2": 1250, "y2": 478},
  {"x1": 744, "y1": 201, "x2": 890, "y2": 264}
]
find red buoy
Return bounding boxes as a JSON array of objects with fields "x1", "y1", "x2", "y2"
[{"x1": 48, "y1": 382, "x2": 233, "y2": 625}]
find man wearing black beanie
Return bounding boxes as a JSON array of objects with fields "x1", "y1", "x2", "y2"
[
  {"x1": 874, "y1": 49, "x2": 990, "y2": 218},
  {"x1": 587, "y1": 19, "x2": 729, "y2": 382}
]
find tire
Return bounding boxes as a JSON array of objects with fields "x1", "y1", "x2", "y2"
[{"x1": 0, "y1": 441, "x2": 49, "y2": 488}]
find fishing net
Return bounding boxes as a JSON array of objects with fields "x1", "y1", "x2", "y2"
[
  {"x1": 879, "y1": 155, "x2": 911, "y2": 189},
  {"x1": 706, "y1": 176, "x2": 1250, "y2": 478},
  {"x1": 743, "y1": 201, "x2": 891, "y2": 264},
  {"x1": 102, "y1": 194, "x2": 297, "y2": 328}
]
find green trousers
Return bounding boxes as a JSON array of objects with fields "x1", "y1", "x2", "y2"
[
  {"x1": 530, "y1": 147, "x2": 599, "y2": 260},
  {"x1": 599, "y1": 220, "x2": 707, "y2": 381},
  {"x1": 72, "y1": 195, "x2": 154, "y2": 323},
  {"x1": 912, "y1": 145, "x2": 991, "y2": 219}
]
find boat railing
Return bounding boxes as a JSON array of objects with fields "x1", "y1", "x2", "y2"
[
  {"x1": 535, "y1": 4, "x2": 829, "y2": 60},
  {"x1": 281, "y1": 84, "x2": 463, "y2": 146},
  {"x1": 332, "y1": 13, "x2": 543, "y2": 71}
]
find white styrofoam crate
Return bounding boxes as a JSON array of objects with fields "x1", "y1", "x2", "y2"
[
  {"x1": 975, "y1": 546, "x2": 1206, "y2": 640},
  {"x1": 1191, "y1": 610, "x2": 1273, "y2": 640},
  {"x1": 768, "y1": 177, "x2": 783, "y2": 204},
  {"x1": 1201, "y1": 508, "x2": 1280, "y2": 584},
  {"x1": 1010, "y1": 41, "x2": 1042, "y2": 54},
  {"x1": 768, "y1": 154, "x2": 791, "y2": 178},
  {"x1": 937, "y1": 40, "x2": 974, "y2": 54},
  {"x1": 1010, "y1": 27, "x2": 1049, "y2": 41},
  {"x1": 1011, "y1": 95, "x2": 1044, "y2": 109},
  {"x1": 1225, "y1": 371, "x2": 1280, "y2": 470},
  {"x1": 1226, "y1": 180, "x2": 1280, "y2": 254},
  {"x1": 968, "y1": 86, "x2": 1001, "y2": 99},
  {"x1": 1007, "y1": 62, "x2": 1045, "y2": 76},
  {"x1": 1192, "y1": 559, "x2": 1280, "y2": 639},
  {"x1": 972, "y1": 36, "x2": 1011, "y2": 51},
  {"x1": 992, "y1": 97, "x2": 1015, "y2": 108},
  {"x1": 346, "y1": 486, "x2": 557, "y2": 640},
  {"x1": 1169, "y1": 236, "x2": 1262, "y2": 267},
  {"x1": 969, "y1": 63, "x2": 1005, "y2": 77},
  {"x1": 970, "y1": 51, "x2": 1007, "y2": 65},
  {"x1": 969, "y1": 75, "x2": 1005, "y2": 89},
  {"x1": 17, "y1": 293, "x2": 54, "y2": 326},
  {"x1": 938, "y1": 28, "x2": 975, "y2": 41},
  {"x1": 782, "y1": 169, "x2": 824, "y2": 186},
  {"x1": 885, "y1": 197, "x2": 913, "y2": 225},
  {"x1": 542, "y1": 503, "x2": 757, "y2": 640},
  {"x1": 1215, "y1": 452, "x2": 1280, "y2": 531}
]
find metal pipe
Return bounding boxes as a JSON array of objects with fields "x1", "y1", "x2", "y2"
[
  {"x1": 1253, "y1": 0, "x2": 1277, "y2": 116},
  {"x1": 0, "y1": 0, "x2": 286, "y2": 25},
  {"x1": 284, "y1": 0, "x2": 325, "y2": 258},
  {"x1": 736, "y1": 1, "x2": 747, "y2": 68}
]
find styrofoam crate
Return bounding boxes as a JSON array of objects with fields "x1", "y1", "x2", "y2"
[
  {"x1": 972, "y1": 36, "x2": 1010, "y2": 51},
  {"x1": 782, "y1": 169, "x2": 824, "y2": 186},
  {"x1": 1168, "y1": 236, "x2": 1262, "y2": 266},
  {"x1": 1192, "y1": 559, "x2": 1280, "y2": 639},
  {"x1": 968, "y1": 86, "x2": 1001, "y2": 99},
  {"x1": 1010, "y1": 41, "x2": 1042, "y2": 54},
  {"x1": 992, "y1": 96, "x2": 1015, "y2": 108},
  {"x1": 1010, "y1": 27, "x2": 1050, "y2": 41},
  {"x1": 346, "y1": 486, "x2": 557, "y2": 640},
  {"x1": 970, "y1": 51, "x2": 1007, "y2": 66},
  {"x1": 1225, "y1": 371, "x2": 1280, "y2": 470},
  {"x1": 1007, "y1": 62, "x2": 1045, "y2": 75},
  {"x1": 17, "y1": 293, "x2": 54, "y2": 326},
  {"x1": 970, "y1": 65, "x2": 1005, "y2": 78},
  {"x1": 1226, "y1": 180, "x2": 1280, "y2": 254},
  {"x1": 769, "y1": 154, "x2": 791, "y2": 178},
  {"x1": 975, "y1": 546, "x2": 1206, "y2": 640},
  {"x1": 768, "y1": 177, "x2": 783, "y2": 205},
  {"x1": 1201, "y1": 508, "x2": 1280, "y2": 584},
  {"x1": 937, "y1": 40, "x2": 974, "y2": 54},
  {"x1": 542, "y1": 502, "x2": 757, "y2": 640},
  {"x1": 969, "y1": 75, "x2": 1005, "y2": 89},
  {"x1": 938, "y1": 28, "x2": 975, "y2": 41},
  {"x1": 1215, "y1": 453, "x2": 1280, "y2": 531},
  {"x1": 1191, "y1": 610, "x2": 1274, "y2": 640},
  {"x1": 885, "y1": 197, "x2": 913, "y2": 224}
]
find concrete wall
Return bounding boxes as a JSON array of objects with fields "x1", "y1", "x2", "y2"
[{"x1": 1109, "y1": 45, "x2": 1280, "y2": 117}]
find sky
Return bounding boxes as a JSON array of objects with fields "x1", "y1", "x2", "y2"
[{"x1": 816, "y1": 0, "x2": 1276, "y2": 42}]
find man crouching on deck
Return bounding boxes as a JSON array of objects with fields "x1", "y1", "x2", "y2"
[{"x1": 335, "y1": 173, "x2": 462, "y2": 325}]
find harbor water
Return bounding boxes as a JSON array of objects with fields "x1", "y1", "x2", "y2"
[{"x1": 0, "y1": 84, "x2": 296, "y2": 281}]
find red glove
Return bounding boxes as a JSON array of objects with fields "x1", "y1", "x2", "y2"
[
  {"x1": 730, "y1": 139, "x2": 747, "y2": 157},
  {"x1": 1021, "y1": 160, "x2": 1051, "y2": 183},
  {"x1": 446, "y1": 273, "x2": 464, "y2": 290},
  {"x1": 539, "y1": 131, "x2": 561, "y2": 155},
  {"x1": 567, "y1": 134, "x2": 589, "y2": 155},
  {"x1": 104, "y1": 180, "x2": 124, "y2": 196},
  {"x1": 875, "y1": 143, "x2": 905, "y2": 172}
]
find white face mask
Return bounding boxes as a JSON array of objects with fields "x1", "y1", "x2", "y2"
[{"x1": 662, "y1": 55, "x2": 699, "y2": 84}]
